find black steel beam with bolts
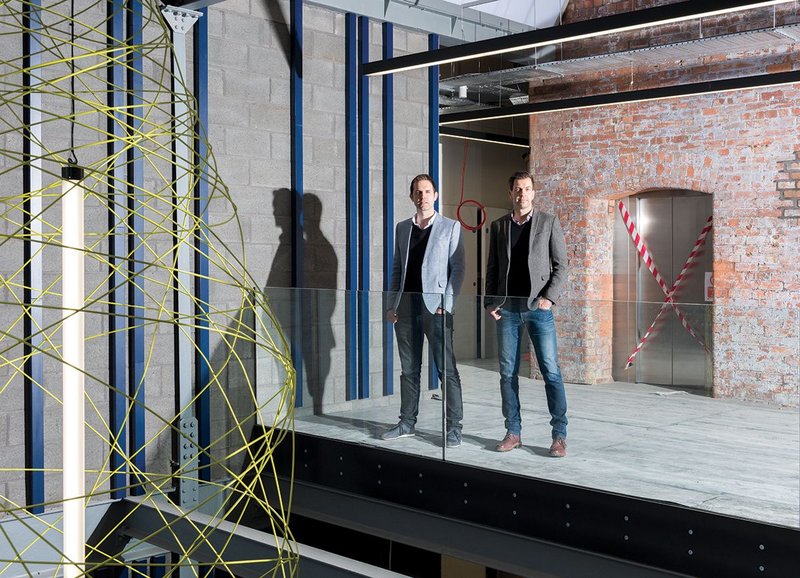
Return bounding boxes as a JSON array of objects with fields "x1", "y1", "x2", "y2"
[
  {"x1": 250, "y1": 430, "x2": 799, "y2": 578},
  {"x1": 278, "y1": 479, "x2": 685, "y2": 578},
  {"x1": 88, "y1": 496, "x2": 406, "y2": 577},
  {"x1": 363, "y1": 0, "x2": 792, "y2": 76}
]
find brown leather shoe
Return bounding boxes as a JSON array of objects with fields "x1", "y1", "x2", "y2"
[
  {"x1": 549, "y1": 437, "x2": 567, "y2": 458},
  {"x1": 496, "y1": 432, "x2": 522, "y2": 452}
]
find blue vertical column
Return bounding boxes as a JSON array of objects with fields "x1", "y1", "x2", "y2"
[
  {"x1": 193, "y1": 6, "x2": 211, "y2": 480},
  {"x1": 127, "y1": 0, "x2": 146, "y2": 495},
  {"x1": 22, "y1": 0, "x2": 44, "y2": 514},
  {"x1": 149, "y1": 556, "x2": 166, "y2": 578},
  {"x1": 381, "y1": 22, "x2": 394, "y2": 396},
  {"x1": 357, "y1": 16, "x2": 370, "y2": 399},
  {"x1": 290, "y1": 0, "x2": 304, "y2": 406},
  {"x1": 107, "y1": 0, "x2": 128, "y2": 498},
  {"x1": 428, "y1": 34, "x2": 440, "y2": 192},
  {"x1": 344, "y1": 13, "x2": 358, "y2": 401},
  {"x1": 427, "y1": 33, "x2": 440, "y2": 391}
]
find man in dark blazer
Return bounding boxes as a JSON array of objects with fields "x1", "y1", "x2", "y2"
[
  {"x1": 384, "y1": 174, "x2": 465, "y2": 447},
  {"x1": 485, "y1": 171, "x2": 569, "y2": 457}
]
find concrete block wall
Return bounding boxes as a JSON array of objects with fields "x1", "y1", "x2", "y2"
[
  {"x1": 0, "y1": 0, "x2": 123, "y2": 511},
  {"x1": 204, "y1": 0, "x2": 430, "y2": 426},
  {"x1": 530, "y1": 85, "x2": 800, "y2": 404}
]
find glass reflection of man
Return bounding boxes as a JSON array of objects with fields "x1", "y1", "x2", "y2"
[
  {"x1": 383, "y1": 174, "x2": 465, "y2": 448},
  {"x1": 485, "y1": 171, "x2": 569, "y2": 457}
]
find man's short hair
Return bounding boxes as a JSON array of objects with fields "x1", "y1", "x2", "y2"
[
  {"x1": 508, "y1": 170, "x2": 534, "y2": 190},
  {"x1": 410, "y1": 173, "x2": 437, "y2": 195}
]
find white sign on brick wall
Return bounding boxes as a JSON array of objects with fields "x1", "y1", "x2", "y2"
[{"x1": 705, "y1": 272, "x2": 714, "y2": 302}]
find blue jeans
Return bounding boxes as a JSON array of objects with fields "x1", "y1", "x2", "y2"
[
  {"x1": 496, "y1": 307, "x2": 567, "y2": 439},
  {"x1": 394, "y1": 294, "x2": 463, "y2": 432}
]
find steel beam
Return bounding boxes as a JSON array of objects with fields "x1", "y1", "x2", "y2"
[
  {"x1": 107, "y1": 0, "x2": 128, "y2": 500},
  {"x1": 426, "y1": 33, "x2": 439, "y2": 393},
  {"x1": 22, "y1": 0, "x2": 45, "y2": 515},
  {"x1": 345, "y1": 13, "x2": 358, "y2": 401},
  {"x1": 193, "y1": 5, "x2": 211, "y2": 482},
  {"x1": 112, "y1": 497, "x2": 406, "y2": 577},
  {"x1": 357, "y1": 16, "x2": 370, "y2": 400},
  {"x1": 290, "y1": 0, "x2": 305, "y2": 407},
  {"x1": 363, "y1": 0, "x2": 794, "y2": 75},
  {"x1": 266, "y1": 431, "x2": 800, "y2": 578},
  {"x1": 382, "y1": 22, "x2": 394, "y2": 397},
  {"x1": 127, "y1": 0, "x2": 146, "y2": 496}
]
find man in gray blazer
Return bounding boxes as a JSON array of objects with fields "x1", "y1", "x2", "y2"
[
  {"x1": 485, "y1": 171, "x2": 569, "y2": 457},
  {"x1": 384, "y1": 174, "x2": 465, "y2": 447}
]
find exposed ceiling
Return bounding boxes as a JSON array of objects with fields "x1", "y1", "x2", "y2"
[
  {"x1": 306, "y1": 0, "x2": 546, "y2": 42},
  {"x1": 438, "y1": 0, "x2": 567, "y2": 30},
  {"x1": 309, "y1": 1, "x2": 800, "y2": 138},
  {"x1": 439, "y1": 22, "x2": 800, "y2": 114}
]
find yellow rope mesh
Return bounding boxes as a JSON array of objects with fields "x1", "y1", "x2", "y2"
[{"x1": 1, "y1": 0, "x2": 297, "y2": 574}]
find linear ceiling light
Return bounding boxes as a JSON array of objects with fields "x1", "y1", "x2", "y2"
[
  {"x1": 363, "y1": 0, "x2": 794, "y2": 76},
  {"x1": 440, "y1": 126, "x2": 530, "y2": 148},
  {"x1": 439, "y1": 70, "x2": 800, "y2": 124}
]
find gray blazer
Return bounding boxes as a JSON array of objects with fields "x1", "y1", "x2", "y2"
[
  {"x1": 389, "y1": 214, "x2": 465, "y2": 314},
  {"x1": 484, "y1": 211, "x2": 568, "y2": 310}
]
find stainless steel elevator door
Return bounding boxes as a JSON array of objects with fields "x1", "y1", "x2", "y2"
[{"x1": 613, "y1": 192, "x2": 713, "y2": 391}]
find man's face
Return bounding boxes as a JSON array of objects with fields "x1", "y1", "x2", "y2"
[
  {"x1": 410, "y1": 179, "x2": 438, "y2": 212},
  {"x1": 509, "y1": 177, "x2": 534, "y2": 213}
]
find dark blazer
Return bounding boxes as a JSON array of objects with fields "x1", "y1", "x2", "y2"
[
  {"x1": 389, "y1": 213, "x2": 465, "y2": 314},
  {"x1": 484, "y1": 211, "x2": 568, "y2": 310}
]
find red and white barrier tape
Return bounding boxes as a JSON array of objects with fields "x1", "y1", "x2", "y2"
[
  {"x1": 617, "y1": 201, "x2": 712, "y2": 368},
  {"x1": 637, "y1": 214, "x2": 713, "y2": 356},
  {"x1": 618, "y1": 201, "x2": 670, "y2": 296}
]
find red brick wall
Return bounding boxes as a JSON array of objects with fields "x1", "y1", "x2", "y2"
[
  {"x1": 530, "y1": 85, "x2": 800, "y2": 404},
  {"x1": 777, "y1": 150, "x2": 800, "y2": 218},
  {"x1": 559, "y1": 1, "x2": 800, "y2": 59},
  {"x1": 564, "y1": 0, "x2": 681, "y2": 22}
]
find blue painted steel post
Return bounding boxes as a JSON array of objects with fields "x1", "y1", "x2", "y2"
[
  {"x1": 382, "y1": 22, "x2": 394, "y2": 396},
  {"x1": 22, "y1": 0, "x2": 44, "y2": 514},
  {"x1": 193, "y1": 6, "x2": 211, "y2": 481},
  {"x1": 345, "y1": 13, "x2": 358, "y2": 401},
  {"x1": 357, "y1": 16, "x2": 370, "y2": 399},
  {"x1": 290, "y1": 0, "x2": 304, "y2": 406},
  {"x1": 428, "y1": 33, "x2": 440, "y2": 195},
  {"x1": 427, "y1": 33, "x2": 440, "y2": 391},
  {"x1": 149, "y1": 556, "x2": 166, "y2": 578},
  {"x1": 127, "y1": 0, "x2": 146, "y2": 495},
  {"x1": 107, "y1": 0, "x2": 128, "y2": 499}
]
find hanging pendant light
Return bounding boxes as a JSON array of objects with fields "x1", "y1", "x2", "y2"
[
  {"x1": 61, "y1": 0, "x2": 85, "y2": 574},
  {"x1": 60, "y1": 161, "x2": 85, "y2": 578}
]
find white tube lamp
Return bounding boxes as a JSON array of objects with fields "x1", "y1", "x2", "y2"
[{"x1": 61, "y1": 163, "x2": 85, "y2": 578}]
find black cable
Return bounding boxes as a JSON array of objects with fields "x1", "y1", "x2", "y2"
[{"x1": 67, "y1": 0, "x2": 77, "y2": 164}]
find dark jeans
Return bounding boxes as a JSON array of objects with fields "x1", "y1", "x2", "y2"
[
  {"x1": 496, "y1": 306, "x2": 568, "y2": 439},
  {"x1": 394, "y1": 294, "x2": 463, "y2": 432}
]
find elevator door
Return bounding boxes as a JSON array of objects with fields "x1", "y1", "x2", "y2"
[{"x1": 613, "y1": 192, "x2": 713, "y2": 391}]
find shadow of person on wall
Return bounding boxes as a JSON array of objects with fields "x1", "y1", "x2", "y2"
[
  {"x1": 267, "y1": 189, "x2": 337, "y2": 416},
  {"x1": 302, "y1": 193, "x2": 338, "y2": 415}
]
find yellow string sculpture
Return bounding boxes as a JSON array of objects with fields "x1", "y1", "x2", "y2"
[{"x1": 0, "y1": 0, "x2": 297, "y2": 575}]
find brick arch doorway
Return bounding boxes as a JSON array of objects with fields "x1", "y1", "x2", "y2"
[{"x1": 612, "y1": 190, "x2": 714, "y2": 393}]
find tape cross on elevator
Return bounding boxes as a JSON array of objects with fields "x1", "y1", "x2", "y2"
[{"x1": 617, "y1": 200, "x2": 713, "y2": 368}]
